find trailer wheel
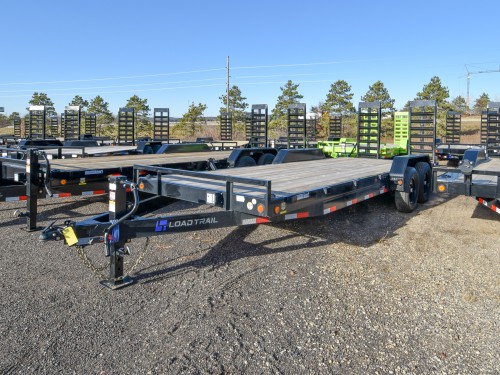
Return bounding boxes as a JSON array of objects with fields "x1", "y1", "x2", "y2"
[
  {"x1": 257, "y1": 153, "x2": 275, "y2": 165},
  {"x1": 415, "y1": 162, "x2": 431, "y2": 203},
  {"x1": 395, "y1": 167, "x2": 420, "y2": 213},
  {"x1": 235, "y1": 155, "x2": 257, "y2": 168}
]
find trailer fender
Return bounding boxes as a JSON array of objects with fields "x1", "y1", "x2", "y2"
[
  {"x1": 390, "y1": 155, "x2": 431, "y2": 190},
  {"x1": 227, "y1": 148, "x2": 277, "y2": 168}
]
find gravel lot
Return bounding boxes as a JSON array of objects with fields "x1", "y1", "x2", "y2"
[{"x1": 0, "y1": 192, "x2": 498, "y2": 374}]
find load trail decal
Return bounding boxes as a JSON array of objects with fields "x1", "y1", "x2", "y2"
[{"x1": 155, "y1": 217, "x2": 218, "y2": 231}]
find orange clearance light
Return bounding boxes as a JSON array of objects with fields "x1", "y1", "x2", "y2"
[
  {"x1": 139, "y1": 182, "x2": 145, "y2": 190},
  {"x1": 274, "y1": 206, "x2": 280, "y2": 215},
  {"x1": 438, "y1": 184, "x2": 446, "y2": 192},
  {"x1": 60, "y1": 179, "x2": 67, "y2": 185},
  {"x1": 257, "y1": 204, "x2": 265, "y2": 214},
  {"x1": 397, "y1": 179, "x2": 403, "y2": 186}
]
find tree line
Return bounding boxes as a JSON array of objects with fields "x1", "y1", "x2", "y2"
[{"x1": 0, "y1": 76, "x2": 494, "y2": 138}]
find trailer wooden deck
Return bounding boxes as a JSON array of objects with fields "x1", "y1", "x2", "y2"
[
  {"x1": 152, "y1": 158, "x2": 392, "y2": 198},
  {"x1": 47, "y1": 151, "x2": 232, "y2": 172}
]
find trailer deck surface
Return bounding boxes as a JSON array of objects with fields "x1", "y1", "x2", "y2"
[
  {"x1": 45, "y1": 151, "x2": 232, "y2": 171},
  {"x1": 150, "y1": 158, "x2": 392, "y2": 198}
]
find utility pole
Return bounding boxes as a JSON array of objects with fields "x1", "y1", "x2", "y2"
[{"x1": 226, "y1": 56, "x2": 230, "y2": 114}]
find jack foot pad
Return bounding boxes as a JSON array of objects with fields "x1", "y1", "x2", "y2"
[{"x1": 100, "y1": 276, "x2": 134, "y2": 290}]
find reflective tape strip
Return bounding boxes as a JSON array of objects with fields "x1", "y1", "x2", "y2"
[
  {"x1": 51, "y1": 193, "x2": 72, "y2": 198},
  {"x1": 6, "y1": 196, "x2": 28, "y2": 202},
  {"x1": 242, "y1": 217, "x2": 270, "y2": 225},
  {"x1": 82, "y1": 190, "x2": 106, "y2": 196},
  {"x1": 323, "y1": 206, "x2": 337, "y2": 215},
  {"x1": 285, "y1": 212, "x2": 309, "y2": 220},
  {"x1": 478, "y1": 198, "x2": 500, "y2": 214},
  {"x1": 347, "y1": 198, "x2": 358, "y2": 206}
]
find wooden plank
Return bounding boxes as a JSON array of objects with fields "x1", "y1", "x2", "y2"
[
  {"x1": 474, "y1": 158, "x2": 500, "y2": 173},
  {"x1": 157, "y1": 158, "x2": 392, "y2": 197},
  {"x1": 48, "y1": 151, "x2": 232, "y2": 171}
]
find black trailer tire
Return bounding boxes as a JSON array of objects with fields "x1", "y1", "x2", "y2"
[
  {"x1": 235, "y1": 155, "x2": 257, "y2": 168},
  {"x1": 257, "y1": 153, "x2": 275, "y2": 165},
  {"x1": 395, "y1": 167, "x2": 420, "y2": 213},
  {"x1": 415, "y1": 161, "x2": 431, "y2": 203}
]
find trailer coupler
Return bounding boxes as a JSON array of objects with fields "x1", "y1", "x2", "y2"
[{"x1": 39, "y1": 220, "x2": 71, "y2": 242}]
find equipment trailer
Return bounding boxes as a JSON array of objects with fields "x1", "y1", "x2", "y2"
[
  {"x1": 41, "y1": 152, "x2": 432, "y2": 289},
  {"x1": 0, "y1": 145, "x2": 277, "y2": 230}
]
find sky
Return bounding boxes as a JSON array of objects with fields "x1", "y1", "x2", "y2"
[{"x1": 1, "y1": 0, "x2": 499, "y2": 117}]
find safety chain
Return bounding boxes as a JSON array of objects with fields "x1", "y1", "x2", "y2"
[
  {"x1": 124, "y1": 237, "x2": 151, "y2": 276},
  {"x1": 73, "y1": 237, "x2": 151, "y2": 279},
  {"x1": 75, "y1": 246, "x2": 108, "y2": 279}
]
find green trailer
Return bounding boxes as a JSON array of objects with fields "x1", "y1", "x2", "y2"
[{"x1": 317, "y1": 109, "x2": 409, "y2": 159}]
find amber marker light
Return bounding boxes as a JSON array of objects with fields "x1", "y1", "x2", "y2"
[
  {"x1": 139, "y1": 182, "x2": 145, "y2": 190},
  {"x1": 438, "y1": 184, "x2": 446, "y2": 192},
  {"x1": 257, "y1": 204, "x2": 265, "y2": 214},
  {"x1": 60, "y1": 179, "x2": 67, "y2": 185},
  {"x1": 397, "y1": 179, "x2": 403, "y2": 186},
  {"x1": 274, "y1": 206, "x2": 280, "y2": 215}
]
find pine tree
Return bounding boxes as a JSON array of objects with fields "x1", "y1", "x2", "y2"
[{"x1": 270, "y1": 80, "x2": 303, "y2": 136}]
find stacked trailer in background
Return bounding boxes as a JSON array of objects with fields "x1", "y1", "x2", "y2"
[
  {"x1": 248, "y1": 104, "x2": 268, "y2": 148},
  {"x1": 118, "y1": 107, "x2": 135, "y2": 145},
  {"x1": 329, "y1": 114, "x2": 342, "y2": 138},
  {"x1": 153, "y1": 108, "x2": 170, "y2": 142},
  {"x1": 287, "y1": 103, "x2": 307, "y2": 148},
  {"x1": 409, "y1": 100, "x2": 437, "y2": 164},
  {"x1": 84, "y1": 113, "x2": 97, "y2": 137},
  {"x1": 357, "y1": 102, "x2": 381, "y2": 158},
  {"x1": 27, "y1": 106, "x2": 46, "y2": 139},
  {"x1": 63, "y1": 106, "x2": 81, "y2": 141},
  {"x1": 219, "y1": 112, "x2": 232, "y2": 141}
]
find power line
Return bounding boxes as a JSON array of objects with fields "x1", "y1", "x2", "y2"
[
  {"x1": 0, "y1": 73, "x2": 330, "y2": 94},
  {"x1": 0, "y1": 59, "x2": 374, "y2": 87},
  {"x1": 0, "y1": 68, "x2": 226, "y2": 86}
]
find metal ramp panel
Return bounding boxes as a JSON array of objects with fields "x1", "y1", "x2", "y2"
[
  {"x1": 307, "y1": 115, "x2": 317, "y2": 143},
  {"x1": 409, "y1": 100, "x2": 437, "y2": 163},
  {"x1": 153, "y1": 108, "x2": 170, "y2": 141},
  {"x1": 49, "y1": 115, "x2": 59, "y2": 137},
  {"x1": 249, "y1": 104, "x2": 268, "y2": 148},
  {"x1": 13, "y1": 117, "x2": 21, "y2": 138},
  {"x1": 287, "y1": 103, "x2": 307, "y2": 148},
  {"x1": 329, "y1": 114, "x2": 342, "y2": 137},
  {"x1": 118, "y1": 107, "x2": 135, "y2": 145},
  {"x1": 84, "y1": 113, "x2": 97, "y2": 136},
  {"x1": 28, "y1": 106, "x2": 46, "y2": 139},
  {"x1": 63, "y1": 106, "x2": 81, "y2": 140},
  {"x1": 357, "y1": 101, "x2": 381, "y2": 158},
  {"x1": 486, "y1": 102, "x2": 500, "y2": 157},
  {"x1": 481, "y1": 111, "x2": 488, "y2": 145},
  {"x1": 445, "y1": 111, "x2": 461, "y2": 144},
  {"x1": 245, "y1": 112, "x2": 252, "y2": 142},
  {"x1": 220, "y1": 112, "x2": 232, "y2": 141},
  {"x1": 394, "y1": 111, "x2": 409, "y2": 150}
]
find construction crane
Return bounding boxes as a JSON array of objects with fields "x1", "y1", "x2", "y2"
[{"x1": 466, "y1": 65, "x2": 500, "y2": 112}]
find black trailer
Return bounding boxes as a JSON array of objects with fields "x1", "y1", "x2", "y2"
[
  {"x1": 434, "y1": 148, "x2": 500, "y2": 215},
  {"x1": 0, "y1": 145, "x2": 277, "y2": 230},
  {"x1": 41, "y1": 152, "x2": 432, "y2": 289}
]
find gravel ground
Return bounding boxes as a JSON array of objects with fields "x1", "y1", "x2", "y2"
[{"x1": 0, "y1": 192, "x2": 498, "y2": 374}]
